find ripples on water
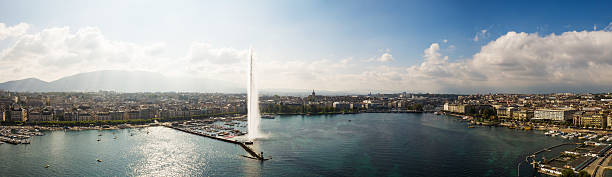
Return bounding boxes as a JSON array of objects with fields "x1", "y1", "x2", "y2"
[{"x1": 0, "y1": 113, "x2": 571, "y2": 176}]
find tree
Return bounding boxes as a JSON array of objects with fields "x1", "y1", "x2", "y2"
[
  {"x1": 559, "y1": 169, "x2": 575, "y2": 177},
  {"x1": 577, "y1": 170, "x2": 591, "y2": 177}
]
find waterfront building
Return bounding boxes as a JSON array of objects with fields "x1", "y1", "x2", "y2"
[
  {"x1": 444, "y1": 103, "x2": 462, "y2": 113},
  {"x1": 64, "y1": 112, "x2": 75, "y2": 121},
  {"x1": 444, "y1": 103, "x2": 493, "y2": 115},
  {"x1": 515, "y1": 109, "x2": 534, "y2": 121},
  {"x1": 573, "y1": 111, "x2": 606, "y2": 128},
  {"x1": 9, "y1": 106, "x2": 27, "y2": 121},
  {"x1": 96, "y1": 112, "x2": 111, "y2": 121},
  {"x1": 350, "y1": 103, "x2": 362, "y2": 109},
  {"x1": 41, "y1": 110, "x2": 53, "y2": 121},
  {"x1": 496, "y1": 107, "x2": 517, "y2": 119},
  {"x1": 77, "y1": 112, "x2": 92, "y2": 121},
  {"x1": 110, "y1": 111, "x2": 126, "y2": 120},
  {"x1": 533, "y1": 109, "x2": 575, "y2": 122},
  {"x1": 139, "y1": 108, "x2": 155, "y2": 119},
  {"x1": 28, "y1": 111, "x2": 42, "y2": 122},
  {"x1": 333, "y1": 102, "x2": 351, "y2": 110},
  {"x1": 127, "y1": 110, "x2": 140, "y2": 120}
]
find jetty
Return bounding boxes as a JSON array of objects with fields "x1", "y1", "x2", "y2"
[
  {"x1": 163, "y1": 125, "x2": 268, "y2": 161},
  {"x1": 532, "y1": 142, "x2": 577, "y2": 155}
]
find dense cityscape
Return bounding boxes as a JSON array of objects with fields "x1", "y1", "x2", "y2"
[
  {"x1": 5, "y1": 90, "x2": 612, "y2": 130},
  {"x1": 0, "y1": 90, "x2": 450, "y2": 124},
  {"x1": 2, "y1": 1, "x2": 612, "y2": 176},
  {"x1": 6, "y1": 91, "x2": 612, "y2": 176}
]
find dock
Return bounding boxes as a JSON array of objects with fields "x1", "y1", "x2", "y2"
[
  {"x1": 532, "y1": 143, "x2": 576, "y2": 156},
  {"x1": 163, "y1": 125, "x2": 268, "y2": 161}
]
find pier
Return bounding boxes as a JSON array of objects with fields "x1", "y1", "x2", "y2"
[
  {"x1": 532, "y1": 142, "x2": 577, "y2": 156},
  {"x1": 163, "y1": 125, "x2": 268, "y2": 161}
]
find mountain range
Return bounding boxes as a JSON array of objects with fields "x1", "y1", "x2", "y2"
[
  {"x1": 0, "y1": 70, "x2": 243, "y2": 93},
  {"x1": 0, "y1": 70, "x2": 362, "y2": 95}
]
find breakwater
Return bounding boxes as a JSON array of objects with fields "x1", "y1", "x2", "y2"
[{"x1": 163, "y1": 125, "x2": 266, "y2": 160}]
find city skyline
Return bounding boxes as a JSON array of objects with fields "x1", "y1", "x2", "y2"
[{"x1": 1, "y1": 0, "x2": 612, "y2": 94}]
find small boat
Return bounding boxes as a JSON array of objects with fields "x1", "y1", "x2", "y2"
[
  {"x1": 97, "y1": 159, "x2": 102, "y2": 162},
  {"x1": 98, "y1": 134, "x2": 102, "y2": 136},
  {"x1": 97, "y1": 139, "x2": 101, "y2": 141},
  {"x1": 113, "y1": 136, "x2": 117, "y2": 139},
  {"x1": 45, "y1": 164, "x2": 50, "y2": 168},
  {"x1": 468, "y1": 126, "x2": 475, "y2": 128},
  {"x1": 244, "y1": 141, "x2": 254, "y2": 145}
]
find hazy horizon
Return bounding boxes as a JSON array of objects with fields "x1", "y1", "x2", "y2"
[{"x1": 1, "y1": 0, "x2": 612, "y2": 94}]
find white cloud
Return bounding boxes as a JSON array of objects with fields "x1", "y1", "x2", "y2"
[
  {"x1": 407, "y1": 30, "x2": 612, "y2": 93},
  {"x1": 3, "y1": 22, "x2": 612, "y2": 93},
  {"x1": 0, "y1": 26, "x2": 171, "y2": 81},
  {"x1": 366, "y1": 52, "x2": 394, "y2": 62},
  {"x1": 378, "y1": 53, "x2": 394, "y2": 62},
  {"x1": 473, "y1": 29, "x2": 488, "y2": 42},
  {"x1": 0, "y1": 23, "x2": 29, "y2": 40}
]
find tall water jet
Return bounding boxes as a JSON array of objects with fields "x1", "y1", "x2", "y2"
[{"x1": 247, "y1": 48, "x2": 260, "y2": 140}]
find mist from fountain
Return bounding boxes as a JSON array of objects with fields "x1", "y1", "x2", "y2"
[{"x1": 247, "y1": 48, "x2": 260, "y2": 140}]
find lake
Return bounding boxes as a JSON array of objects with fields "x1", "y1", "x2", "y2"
[{"x1": 0, "y1": 113, "x2": 571, "y2": 176}]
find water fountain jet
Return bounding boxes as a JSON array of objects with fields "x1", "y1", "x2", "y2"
[{"x1": 247, "y1": 48, "x2": 260, "y2": 140}]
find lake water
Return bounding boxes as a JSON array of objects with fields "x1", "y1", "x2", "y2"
[{"x1": 0, "y1": 113, "x2": 571, "y2": 176}]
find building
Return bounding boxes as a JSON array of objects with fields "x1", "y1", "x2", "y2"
[
  {"x1": 110, "y1": 111, "x2": 126, "y2": 120},
  {"x1": 444, "y1": 103, "x2": 494, "y2": 115},
  {"x1": 28, "y1": 111, "x2": 42, "y2": 122},
  {"x1": 574, "y1": 111, "x2": 608, "y2": 128},
  {"x1": 533, "y1": 109, "x2": 575, "y2": 122},
  {"x1": 515, "y1": 110, "x2": 534, "y2": 121},
  {"x1": 96, "y1": 112, "x2": 111, "y2": 121},
  {"x1": 40, "y1": 110, "x2": 53, "y2": 121},
  {"x1": 9, "y1": 107, "x2": 27, "y2": 121},
  {"x1": 333, "y1": 102, "x2": 351, "y2": 110},
  {"x1": 497, "y1": 107, "x2": 517, "y2": 119},
  {"x1": 77, "y1": 112, "x2": 92, "y2": 121}
]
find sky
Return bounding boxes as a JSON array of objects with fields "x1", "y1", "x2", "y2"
[{"x1": 1, "y1": 0, "x2": 612, "y2": 93}]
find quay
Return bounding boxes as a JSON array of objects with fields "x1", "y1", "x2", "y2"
[
  {"x1": 531, "y1": 142, "x2": 577, "y2": 155},
  {"x1": 163, "y1": 125, "x2": 268, "y2": 161}
]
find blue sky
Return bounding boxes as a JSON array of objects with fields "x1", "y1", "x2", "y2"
[{"x1": 1, "y1": 0, "x2": 612, "y2": 93}]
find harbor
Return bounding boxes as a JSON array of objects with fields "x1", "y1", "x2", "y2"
[
  {"x1": 163, "y1": 124, "x2": 267, "y2": 161},
  {"x1": 162, "y1": 117, "x2": 269, "y2": 161},
  {"x1": 0, "y1": 127, "x2": 43, "y2": 144}
]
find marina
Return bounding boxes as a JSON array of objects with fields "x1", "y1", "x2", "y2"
[
  {"x1": 162, "y1": 117, "x2": 269, "y2": 161},
  {"x1": 0, "y1": 128, "x2": 42, "y2": 144}
]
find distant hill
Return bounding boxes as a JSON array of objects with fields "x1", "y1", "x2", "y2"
[
  {"x1": 0, "y1": 70, "x2": 243, "y2": 93},
  {"x1": 0, "y1": 78, "x2": 50, "y2": 92}
]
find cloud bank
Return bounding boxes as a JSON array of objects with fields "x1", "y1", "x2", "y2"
[{"x1": 2, "y1": 22, "x2": 612, "y2": 93}]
